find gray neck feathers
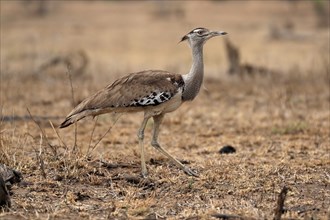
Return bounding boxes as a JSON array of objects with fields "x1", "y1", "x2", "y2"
[{"x1": 182, "y1": 43, "x2": 204, "y2": 101}]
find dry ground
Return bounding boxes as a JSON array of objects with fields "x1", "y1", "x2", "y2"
[{"x1": 0, "y1": 1, "x2": 329, "y2": 219}]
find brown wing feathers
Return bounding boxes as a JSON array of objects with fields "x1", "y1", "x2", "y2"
[{"x1": 60, "y1": 70, "x2": 184, "y2": 128}]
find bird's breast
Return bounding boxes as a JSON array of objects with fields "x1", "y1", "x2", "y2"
[{"x1": 145, "y1": 90, "x2": 183, "y2": 115}]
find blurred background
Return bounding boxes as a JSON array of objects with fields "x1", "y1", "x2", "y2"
[{"x1": 0, "y1": 0, "x2": 329, "y2": 124}]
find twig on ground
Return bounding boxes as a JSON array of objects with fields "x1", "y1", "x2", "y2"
[
  {"x1": 274, "y1": 186, "x2": 289, "y2": 220},
  {"x1": 211, "y1": 213, "x2": 243, "y2": 219}
]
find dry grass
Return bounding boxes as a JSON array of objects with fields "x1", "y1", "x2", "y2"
[{"x1": 0, "y1": 1, "x2": 329, "y2": 219}]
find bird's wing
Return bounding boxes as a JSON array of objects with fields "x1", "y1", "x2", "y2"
[{"x1": 66, "y1": 70, "x2": 184, "y2": 117}]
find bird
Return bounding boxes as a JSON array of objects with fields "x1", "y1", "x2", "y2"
[{"x1": 60, "y1": 27, "x2": 227, "y2": 177}]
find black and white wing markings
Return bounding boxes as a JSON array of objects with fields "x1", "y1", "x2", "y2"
[{"x1": 129, "y1": 91, "x2": 173, "y2": 107}]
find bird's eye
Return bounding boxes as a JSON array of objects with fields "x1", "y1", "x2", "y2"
[{"x1": 197, "y1": 31, "x2": 203, "y2": 35}]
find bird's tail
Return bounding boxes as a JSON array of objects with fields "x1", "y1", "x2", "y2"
[
  {"x1": 59, "y1": 113, "x2": 84, "y2": 128},
  {"x1": 59, "y1": 109, "x2": 95, "y2": 128},
  {"x1": 59, "y1": 116, "x2": 76, "y2": 128},
  {"x1": 59, "y1": 89, "x2": 112, "y2": 128}
]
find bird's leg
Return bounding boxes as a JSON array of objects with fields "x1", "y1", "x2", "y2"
[
  {"x1": 137, "y1": 115, "x2": 150, "y2": 178},
  {"x1": 151, "y1": 114, "x2": 199, "y2": 177}
]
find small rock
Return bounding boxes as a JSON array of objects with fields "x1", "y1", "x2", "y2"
[
  {"x1": 74, "y1": 192, "x2": 90, "y2": 202},
  {"x1": 0, "y1": 176, "x2": 11, "y2": 209},
  {"x1": 219, "y1": 145, "x2": 236, "y2": 154},
  {"x1": 53, "y1": 175, "x2": 63, "y2": 181},
  {"x1": 0, "y1": 164, "x2": 23, "y2": 185}
]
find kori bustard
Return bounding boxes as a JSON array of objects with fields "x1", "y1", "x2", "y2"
[{"x1": 60, "y1": 27, "x2": 227, "y2": 177}]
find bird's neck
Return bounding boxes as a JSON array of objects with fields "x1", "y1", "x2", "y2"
[{"x1": 182, "y1": 43, "x2": 204, "y2": 101}]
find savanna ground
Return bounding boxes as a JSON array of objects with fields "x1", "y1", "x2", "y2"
[{"x1": 0, "y1": 1, "x2": 329, "y2": 219}]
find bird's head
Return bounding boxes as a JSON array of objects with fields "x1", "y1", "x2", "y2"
[{"x1": 180, "y1": 27, "x2": 227, "y2": 46}]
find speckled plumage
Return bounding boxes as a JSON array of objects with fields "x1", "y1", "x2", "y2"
[
  {"x1": 60, "y1": 70, "x2": 184, "y2": 128},
  {"x1": 60, "y1": 27, "x2": 227, "y2": 177}
]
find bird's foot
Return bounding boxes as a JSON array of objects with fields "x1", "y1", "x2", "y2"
[
  {"x1": 141, "y1": 170, "x2": 148, "y2": 179},
  {"x1": 183, "y1": 166, "x2": 199, "y2": 177}
]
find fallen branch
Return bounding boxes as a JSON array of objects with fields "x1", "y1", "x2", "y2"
[
  {"x1": 211, "y1": 213, "x2": 243, "y2": 219},
  {"x1": 225, "y1": 38, "x2": 278, "y2": 77},
  {"x1": 274, "y1": 186, "x2": 289, "y2": 220}
]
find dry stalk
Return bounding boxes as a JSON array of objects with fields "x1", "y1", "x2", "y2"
[
  {"x1": 66, "y1": 64, "x2": 75, "y2": 107},
  {"x1": 30, "y1": 133, "x2": 47, "y2": 179},
  {"x1": 28, "y1": 132, "x2": 46, "y2": 179},
  {"x1": 66, "y1": 64, "x2": 78, "y2": 152},
  {"x1": 0, "y1": 139, "x2": 10, "y2": 165},
  {"x1": 27, "y1": 107, "x2": 57, "y2": 157},
  {"x1": 86, "y1": 114, "x2": 121, "y2": 157},
  {"x1": 38, "y1": 134, "x2": 47, "y2": 179},
  {"x1": 49, "y1": 120, "x2": 67, "y2": 151},
  {"x1": 87, "y1": 116, "x2": 99, "y2": 154},
  {"x1": 0, "y1": 109, "x2": 9, "y2": 165}
]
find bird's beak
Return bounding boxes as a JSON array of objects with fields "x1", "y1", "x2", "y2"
[
  {"x1": 211, "y1": 31, "x2": 228, "y2": 37},
  {"x1": 179, "y1": 35, "x2": 188, "y2": 43}
]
